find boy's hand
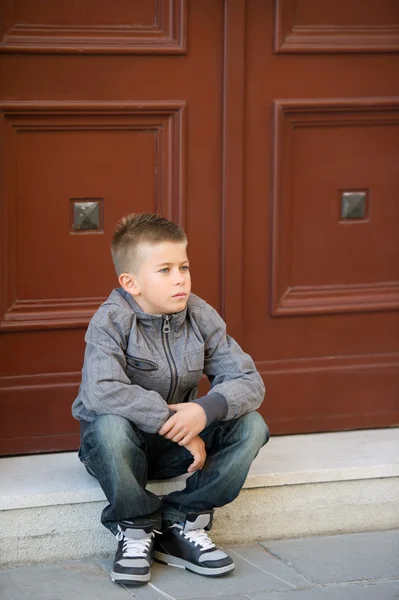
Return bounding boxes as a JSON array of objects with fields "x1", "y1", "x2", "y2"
[
  {"x1": 158, "y1": 402, "x2": 207, "y2": 445},
  {"x1": 183, "y1": 435, "x2": 207, "y2": 473}
]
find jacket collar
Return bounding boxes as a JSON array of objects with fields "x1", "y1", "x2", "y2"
[{"x1": 114, "y1": 287, "x2": 188, "y2": 332}]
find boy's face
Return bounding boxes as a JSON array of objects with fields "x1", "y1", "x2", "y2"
[{"x1": 120, "y1": 241, "x2": 191, "y2": 315}]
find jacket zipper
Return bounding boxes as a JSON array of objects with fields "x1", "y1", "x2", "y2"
[{"x1": 162, "y1": 315, "x2": 178, "y2": 403}]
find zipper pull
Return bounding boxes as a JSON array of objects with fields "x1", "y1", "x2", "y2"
[{"x1": 163, "y1": 315, "x2": 171, "y2": 333}]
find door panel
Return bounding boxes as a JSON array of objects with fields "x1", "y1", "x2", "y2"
[
  {"x1": 245, "y1": 0, "x2": 399, "y2": 434},
  {"x1": 274, "y1": 0, "x2": 399, "y2": 53},
  {"x1": 0, "y1": 0, "x2": 185, "y2": 54},
  {"x1": 1, "y1": 104, "x2": 184, "y2": 331},
  {"x1": 0, "y1": 0, "x2": 224, "y2": 454},
  {"x1": 1, "y1": 0, "x2": 398, "y2": 454}
]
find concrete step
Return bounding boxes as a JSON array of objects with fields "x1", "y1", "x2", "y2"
[{"x1": 1, "y1": 428, "x2": 398, "y2": 568}]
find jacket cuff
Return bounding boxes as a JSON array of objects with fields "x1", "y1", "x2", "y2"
[{"x1": 193, "y1": 393, "x2": 228, "y2": 426}]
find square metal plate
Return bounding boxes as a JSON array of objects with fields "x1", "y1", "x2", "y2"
[
  {"x1": 340, "y1": 191, "x2": 368, "y2": 220},
  {"x1": 71, "y1": 199, "x2": 104, "y2": 232}
]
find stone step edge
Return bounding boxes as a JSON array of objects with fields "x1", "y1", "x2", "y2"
[
  {"x1": 2, "y1": 428, "x2": 398, "y2": 512},
  {"x1": 2, "y1": 462, "x2": 399, "y2": 512}
]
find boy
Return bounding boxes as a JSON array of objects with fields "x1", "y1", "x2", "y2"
[{"x1": 72, "y1": 213, "x2": 269, "y2": 585}]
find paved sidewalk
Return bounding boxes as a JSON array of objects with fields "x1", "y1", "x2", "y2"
[{"x1": 1, "y1": 530, "x2": 398, "y2": 600}]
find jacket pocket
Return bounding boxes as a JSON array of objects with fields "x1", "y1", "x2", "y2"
[
  {"x1": 126, "y1": 355, "x2": 159, "y2": 372},
  {"x1": 184, "y1": 351, "x2": 204, "y2": 373}
]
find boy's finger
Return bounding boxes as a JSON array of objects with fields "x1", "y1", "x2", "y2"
[
  {"x1": 178, "y1": 432, "x2": 195, "y2": 446},
  {"x1": 170, "y1": 429, "x2": 186, "y2": 443},
  {"x1": 158, "y1": 415, "x2": 177, "y2": 436},
  {"x1": 188, "y1": 449, "x2": 207, "y2": 472},
  {"x1": 164, "y1": 425, "x2": 184, "y2": 440},
  {"x1": 187, "y1": 455, "x2": 201, "y2": 472},
  {"x1": 188, "y1": 460, "x2": 204, "y2": 473}
]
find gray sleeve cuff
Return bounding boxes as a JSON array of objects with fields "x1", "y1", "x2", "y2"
[
  {"x1": 158, "y1": 408, "x2": 175, "y2": 432},
  {"x1": 193, "y1": 392, "x2": 228, "y2": 426}
]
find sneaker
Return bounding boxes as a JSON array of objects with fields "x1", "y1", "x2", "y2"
[
  {"x1": 111, "y1": 521, "x2": 156, "y2": 584},
  {"x1": 154, "y1": 513, "x2": 235, "y2": 576}
]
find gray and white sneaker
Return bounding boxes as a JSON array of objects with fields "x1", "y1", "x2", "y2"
[
  {"x1": 111, "y1": 521, "x2": 156, "y2": 584},
  {"x1": 155, "y1": 514, "x2": 235, "y2": 576}
]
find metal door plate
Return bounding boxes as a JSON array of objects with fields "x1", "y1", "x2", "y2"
[
  {"x1": 70, "y1": 199, "x2": 104, "y2": 232},
  {"x1": 340, "y1": 191, "x2": 368, "y2": 220}
]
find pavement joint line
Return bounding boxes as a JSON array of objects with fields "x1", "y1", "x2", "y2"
[
  {"x1": 260, "y1": 547, "x2": 318, "y2": 586},
  {"x1": 148, "y1": 581, "x2": 177, "y2": 600},
  {"x1": 118, "y1": 582, "x2": 139, "y2": 597},
  {"x1": 228, "y1": 549, "x2": 297, "y2": 589},
  {"x1": 159, "y1": 566, "x2": 204, "y2": 596},
  {"x1": 316, "y1": 578, "x2": 399, "y2": 587},
  {"x1": 93, "y1": 559, "x2": 165, "y2": 597},
  {"x1": 93, "y1": 560, "x2": 137, "y2": 596},
  {"x1": 94, "y1": 560, "x2": 111, "y2": 577}
]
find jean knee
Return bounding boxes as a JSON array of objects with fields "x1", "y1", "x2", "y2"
[
  {"x1": 87, "y1": 414, "x2": 140, "y2": 456},
  {"x1": 241, "y1": 411, "x2": 270, "y2": 450}
]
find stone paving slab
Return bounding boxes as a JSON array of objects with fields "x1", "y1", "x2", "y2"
[
  {"x1": 0, "y1": 532, "x2": 398, "y2": 600},
  {"x1": 99, "y1": 542, "x2": 309, "y2": 598},
  {"x1": 262, "y1": 530, "x2": 399, "y2": 585},
  {"x1": 0, "y1": 560, "x2": 132, "y2": 600},
  {"x1": 247, "y1": 580, "x2": 399, "y2": 600}
]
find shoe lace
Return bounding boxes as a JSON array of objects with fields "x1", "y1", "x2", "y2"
[
  {"x1": 116, "y1": 527, "x2": 157, "y2": 558},
  {"x1": 181, "y1": 528, "x2": 216, "y2": 551}
]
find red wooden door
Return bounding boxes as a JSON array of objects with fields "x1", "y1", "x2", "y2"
[
  {"x1": 0, "y1": 0, "x2": 398, "y2": 455},
  {"x1": 242, "y1": 0, "x2": 399, "y2": 433},
  {"x1": 0, "y1": 0, "x2": 226, "y2": 454}
]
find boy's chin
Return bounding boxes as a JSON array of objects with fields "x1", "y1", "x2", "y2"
[{"x1": 167, "y1": 297, "x2": 188, "y2": 311}]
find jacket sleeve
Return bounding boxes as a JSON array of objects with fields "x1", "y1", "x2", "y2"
[
  {"x1": 81, "y1": 306, "x2": 171, "y2": 433},
  {"x1": 201, "y1": 305, "x2": 266, "y2": 421}
]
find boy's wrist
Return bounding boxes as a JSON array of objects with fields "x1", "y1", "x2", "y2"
[{"x1": 193, "y1": 393, "x2": 228, "y2": 426}]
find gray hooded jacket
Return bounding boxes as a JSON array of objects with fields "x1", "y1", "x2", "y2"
[{"x1": 72, "y1": 288, "x2": 265, "y2": 433}]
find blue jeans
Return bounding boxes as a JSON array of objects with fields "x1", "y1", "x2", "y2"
[{"x1": 78, "y1": 412, "x2": 269, "y2": 534}]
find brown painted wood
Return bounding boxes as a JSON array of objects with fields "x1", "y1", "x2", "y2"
[
  {"x1": 0, "y1": 0, "x2": 224, "y2": 455},
  {"x1": 1, "y1": 0, "x2": 398, "y2": 455},
  {"x1": 0, "y1": 0, "x2": 187, "y2": 54},
  {"x1": 0, "y1": 101, "x2": 186, "y2": 332},
  {"x1": 271, "y1": 99, "x2": 399, "y2": 316},
  {"x1": 274, "y1": 0, "x2": 399, "y2": 53},
  {"x1": 222, "y1": 0, "x2": 246, "y2": 345},
  {"x1": 245, "y1": 0, "x2": 399, "y2": 434}
]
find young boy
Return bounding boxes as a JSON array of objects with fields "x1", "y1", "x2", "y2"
[{"x1": 72, "y1": 213, "x2": 269, "y2": 585}]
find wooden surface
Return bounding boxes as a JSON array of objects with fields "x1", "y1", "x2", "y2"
[{"x1": 0, "y1": 0, "x2": 398, "y2": 454}]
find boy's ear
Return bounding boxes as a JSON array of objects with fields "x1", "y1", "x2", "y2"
[{"x1": 119, "y1": 273, "x2": 140, "y2": 296}]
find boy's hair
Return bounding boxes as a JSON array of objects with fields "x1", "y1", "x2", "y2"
[{"x1": 111, "y1": 213, "x2": 187, "y2": 275}]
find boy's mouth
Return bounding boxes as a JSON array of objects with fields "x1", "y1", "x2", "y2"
[{"x1": 172, "y1": 293, "x2": 187, "y2": 298}]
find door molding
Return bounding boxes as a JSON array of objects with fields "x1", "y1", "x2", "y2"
[
  {"x1": 0, "y1": 0, "x2": 187, "y2": 54},
  {"x1": 0, "y1": 100, "x2": 186, "y2": 331},
  {"x1": 221, "y1": 0, "x2": 246, "y2": 344}
]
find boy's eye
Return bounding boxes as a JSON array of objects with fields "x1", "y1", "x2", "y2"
[
  {"x1": 159, "y1": 268, "x2": 169, "y2": 273},
  {"x1": 180, "y1": 265, "x2": 190, "y2": 271}
]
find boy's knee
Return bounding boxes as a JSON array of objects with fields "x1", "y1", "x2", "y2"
[
  {"x1": 87, "y1": 414, "x2": 141, "y2": 452},
  {"x1": 240, "y1": 411, "x2": 270, "y2": 448},
  {"x1": 92, "y1": 413, "x2": 129, "y2": 436}
]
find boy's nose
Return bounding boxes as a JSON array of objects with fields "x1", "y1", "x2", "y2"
[{"x1": 173, "y1": 270, "x2": 185, "y2": 285}]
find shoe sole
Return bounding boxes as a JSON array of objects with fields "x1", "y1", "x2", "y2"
[
  {"x1": 154, "y1": 551, "x2": 235, "y2": 576},
  {"x1": 111, "y1": 570, "x2": 150, "y2": 584}
]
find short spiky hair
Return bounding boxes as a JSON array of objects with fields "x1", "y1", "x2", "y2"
[{"x1": 111, "y1": 213, "x2": 187, "y2": 276}]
